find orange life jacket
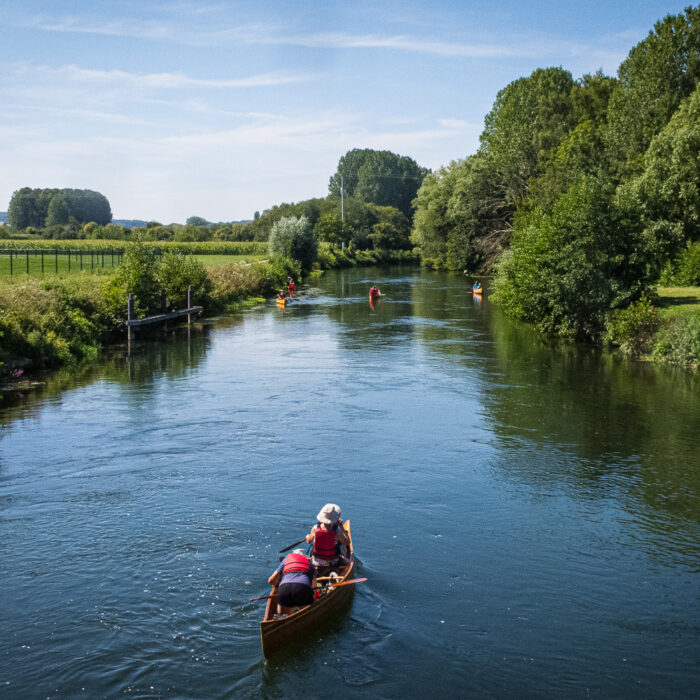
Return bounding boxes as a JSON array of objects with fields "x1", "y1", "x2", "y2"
[
  {"x1": 282, "y1": 552, "x2": 310, "y2": 574},
  {"x1": 313, "y1": 525, "x2": 338, "y2": 559}
]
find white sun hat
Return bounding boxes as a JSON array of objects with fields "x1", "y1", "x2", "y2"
[{"x1": 316, "y1": 503, "x2": 341, "y2": 525}]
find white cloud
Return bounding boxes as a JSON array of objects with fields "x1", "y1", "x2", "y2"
[{"x1": 8, "y1": 62, "x2": 315, "y2": 91}]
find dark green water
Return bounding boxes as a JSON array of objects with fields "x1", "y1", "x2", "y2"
[{"x1": 1, "y1": 267, "x2": 698, "y2": 699}]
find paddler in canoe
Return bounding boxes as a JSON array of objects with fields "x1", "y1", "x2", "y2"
[
  {"x1": 267, "y1": 548, "x2": 317, "y2": 615},
  {"x1": 287, "y1": 276, "x2": 296, "y2": 294},
  {"x1": 305, "y1": 503, "x2": 350, "y2": 573},
  {"x1": 472, "y1": 281, "x2": 482, "y2": 295}
]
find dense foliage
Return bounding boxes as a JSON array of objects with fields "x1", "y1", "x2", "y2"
[
  {"x1": 9, "y1": 188, "x2": 112, "y2": 229},
  {"x1": 328, "y1": 148, "x2": 429, "y2": 218},
  {"x1": 268, "y1": 216, "x2": 318, "y2": 272},
  {"x1": 412, "y1": 5, "x2": 700, "y2": 348}
]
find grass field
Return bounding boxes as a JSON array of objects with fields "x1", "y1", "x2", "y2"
[
  {"x1": 656, "y1": 286, "x2": 700, "y2": 318},
  {"x1": 0, "y1": 251, "x2": 267, "y2": 276},
  {"x1": 196, "y1": 254, "x2": 267, "y2": 265},
  {"x1": 0, "y1": 250, "x2": 123, "y2": 276}
]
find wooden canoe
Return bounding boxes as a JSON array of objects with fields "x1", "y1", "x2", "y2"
[
  {"x1": 472, "y1": 287, "x2": 483, "y2": 295},
  {"x1": 260, "y1": 520, "x2": 355, "y2": 658},
  {"x1": 276, "y1": 297, "x2": 287, "y2": 307}
]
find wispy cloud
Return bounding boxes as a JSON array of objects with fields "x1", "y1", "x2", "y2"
[
  {"x1": 18, "y1": 10, "x2": 628, "y2": 66},
  {"x1": 9, "y1": 62, "x2": 314, "y2": 90}
]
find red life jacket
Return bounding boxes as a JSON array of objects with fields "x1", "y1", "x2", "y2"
[
  {"x1": 313, "y1": 525, "x2": 338, "y2": 559},
  {"x1": 282, "y1": 552, "x2": 310, "y2": 574}
]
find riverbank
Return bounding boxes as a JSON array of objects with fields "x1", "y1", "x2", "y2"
[
  {"x1": 0, "y1": 248, "x2": 418, "y2": 376},
  {"x1": 604, "y1": 287, "x2": 700, "y2": 369}
]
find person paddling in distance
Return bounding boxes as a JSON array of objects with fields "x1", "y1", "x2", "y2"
[
  {"x1": 277, "y1": 289, "x2": 286, "y2": 300},
  {"x1": 369, "y1": 285, "x2": 381, "y2": 297},
  {"x1": 268, "y1": 548, "x2": 317, "y2": 616},
  {"x1": 305, "y1": 503, "x2": 350, "y2": 572}
]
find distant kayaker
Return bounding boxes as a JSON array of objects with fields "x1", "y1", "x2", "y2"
[
  {"x1": 268, "y1": 548, "x2": 317, "y2": 615},
  {"x1": 306, "y1": 503, "x2": 350, "y2": 571},
  {"x1": 473, "y1": 282, "x2": 482, "y2": 292},
  {"x1": 369, "y1": 286, "x2": 381, "y2": 297},
  {"x1": 277, "y1": 290, "x2": 286, "y2": 300},
  {"x1": 287, "y1": 277, "x2": 295, "y2": 292}
]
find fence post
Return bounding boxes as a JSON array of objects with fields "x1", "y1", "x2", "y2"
[
  {"x1": 41, "y1": 250, "x2": 44, "y2": 274},
  {"x1": 10, "y1": 249, "x2": 13, "y2": 276},
  {"x1": 161, "y1": 288, "x2": 167, "y2": 333},
  {"x1": 187, "y1": 285, "x2": 193, "y2": 327},
  {"x1": 80, "y1": 251, "x2": 83, "y2": 270},
  {"x1": 127, "y1": 293, "x2": 135, "y2": 344},
  {"x1": 55, "y1": 249, "x2": 58, "y2": 273},
  {"x1": 68, "y1": 251, "x2": 71, "y2": 272},
  {"x1": 26, "y1": 250, "x2": 29, "y2": 274}
]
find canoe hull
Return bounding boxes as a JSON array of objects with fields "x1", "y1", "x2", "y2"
[
  {"x1": 276, "y1": 298, "x2": 287, "y2": 307},
  {"x1": 260, "y1": 520, "x2": 355, "y2": 658}
]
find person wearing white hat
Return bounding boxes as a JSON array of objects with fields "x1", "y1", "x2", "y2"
[{"x1": 305, "y1": 503, "x2": 350, "y2": 570}]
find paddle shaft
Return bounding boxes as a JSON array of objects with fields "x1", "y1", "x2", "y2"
[
  {"x1": 249, "y1": 578, "x2": 367, "y2": 602},
  {"x1": 278, "y1": 537, "x2": 308, "y2": 554}
]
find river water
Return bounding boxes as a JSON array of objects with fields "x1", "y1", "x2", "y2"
[{"x1": 1, "y1": 267, "x2": 698, "y2": 699}]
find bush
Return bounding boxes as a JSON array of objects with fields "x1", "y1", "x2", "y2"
[
  {"x1": 660, "y1": 241, "x2": 700, "y2": 286},
  {"x1": 103, "y1": 242, "x2": 161, "y2": 322},
  {"x1": 158, "y1": 253, "x2": 212, "y2": 310},
  {"x1": 604, "y1": 294, "x2": 659, "y2": 356},
  {"x1": 652, "y1": 315, "x2": 700, "y2": 367},
  {"x1": 268, "y1": 216, "x2": 318, "y2": 272},
  {"x1": 0, "y1": 275, "x2": 113, "y2": 369}
]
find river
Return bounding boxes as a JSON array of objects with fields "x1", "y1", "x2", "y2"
[{"x1": 1, "y1": 267, "x2": 698, "y2": 699}]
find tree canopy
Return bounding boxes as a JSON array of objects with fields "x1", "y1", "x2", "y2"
[
  {"x1": 9, "y1": 188, "x2": 112, "y2": 229},
  {"x1": 328, "y1": 148, "x2": 429, "y2": 218}
]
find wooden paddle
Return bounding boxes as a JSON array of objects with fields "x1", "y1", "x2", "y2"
[
  {"x1": 249, "y1": 578, "x2": 367, "y2": 602},
  {"x1": 279, "y1": 538, "x2": 308, "y2": 554}
]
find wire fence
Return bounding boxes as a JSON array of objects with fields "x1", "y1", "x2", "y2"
[{"x1": 0, "y1": 248, "x2": 127, "y2": 276}]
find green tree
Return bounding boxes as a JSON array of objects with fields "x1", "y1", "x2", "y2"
[
  {"x1": 268, "y1": 215, "x2": 318, "y2": 272},
  {"x1": 605, "y1": 6, "x2": 700, "y2": 177},
  {"x1": 186, "y1": 216, "x2": 209, "y2": 226},
  {"x1": 627, "y1": 84, "x2": 700, "y2": 246},
  {"x1": 158, "y1": 253, "x2": 212, "y2": 310},
  {"x1": 328, "y1": 148, "x2": 429, "y2": 218},
  {"x1": 492, "y1": 175, "x2": 655, "y2": 340},
  {"x1": 314, "y1": 213, "x2": 346, "y2": 249},
  {"x1": 103, "y1": 242, "x2": 162, "y2": 321}
]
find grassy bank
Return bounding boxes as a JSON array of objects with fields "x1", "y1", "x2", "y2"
[
  {"x1": 0, "y1": 256, "x2": 293, "y2": 375},
  {"x1": 605, "y1": 287, "x2": 700, "y2": 369}
]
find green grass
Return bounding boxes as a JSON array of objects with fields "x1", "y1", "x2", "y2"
[
  {"x1": 0, "y1": 250, "x2": 122, "y2": 277},
  {"x1": 195, "y1": 254, "x2": 267, "y2": 265},
  {"x1": 0, "y1": 252, "x2": 267, "y2": 277},
  {"x1": 656, "y1": 286, "x2": 700, "y2": 318}
]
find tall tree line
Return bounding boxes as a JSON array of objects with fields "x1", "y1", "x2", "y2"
[{"x1": 412, "y1": 5, "x2": 700, "y2": 340}]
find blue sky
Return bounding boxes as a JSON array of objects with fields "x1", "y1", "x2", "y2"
[{"x1": 0, "y1": 0, "x2": 689, "y2": 223}]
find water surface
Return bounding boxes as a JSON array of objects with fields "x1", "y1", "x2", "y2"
[{"x1": 1, "y1": 267, "x2": 698, "y2": 698}]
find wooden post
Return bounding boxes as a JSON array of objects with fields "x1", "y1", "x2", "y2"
[
  {"x1": 55, "y1": 249, "x2": 58, "y2": 273},
  {"x1": 10, "y1": 250, "x2": 13, "y2": 276},
  {"x1": 127, "y1": 293, "x2": 135, "y2": 344},
  {"x1": 161, "y1": 288, "x2": 168, "y2": 333},
  {"x1": 187, "y1": 285, "x2": 193, "y2": 327},
  {"x1": 26, "y1": 250, "x2": 29, "y2": 274}
]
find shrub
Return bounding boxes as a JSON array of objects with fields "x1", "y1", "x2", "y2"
[
  {"x1": 652, "y1": 315, "x2": 700, "y2": 367},
  {"x1": 158, "y1": 253, "x2": 212, "y2": 310},
  {"x1": 268, "y1": 216, "x2": 318, "y2": 272},
  {"x1": 604, "y1": 294, "x2": 659, "y2": 356},
  {"x1": 103, "y1": 242, "x2": 161, "y2": 322},
  {"x1": 660, "y1": 241, "x2": 700, "y2": 286}
]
